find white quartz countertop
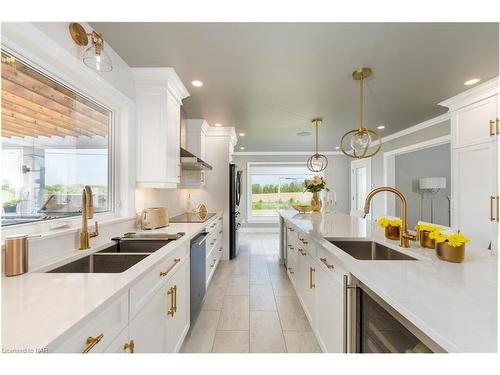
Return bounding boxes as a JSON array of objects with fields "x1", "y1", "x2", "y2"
[
  {"x1": 279, "y1": 210, "x2": 497, "y2": 353},
  {"x1": 1, "y1": 214, "x2": 220, "y2": 351}
]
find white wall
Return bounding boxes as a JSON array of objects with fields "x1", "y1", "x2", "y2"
[
  {"x1": 31, "y1": 22, "x2": 136, "y2": 101},
  {"x1": 233, "y1": 154, "x2": 350, "y2": 228}
]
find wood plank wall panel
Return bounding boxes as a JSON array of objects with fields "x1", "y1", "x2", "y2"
[{"x1": 1, "y1": 53, "x2": 109, "y2": 138}]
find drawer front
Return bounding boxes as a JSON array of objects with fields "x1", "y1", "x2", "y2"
[
  {"x1": 315, "y1": 246, "x2": 345, "y2": 283},
  {"x1": 104, "y1": 327, "x2": 130, "y2": 353},
  {"x1": 296, "y1": 233, "x2": 316, "y2": 258},
  {"x1": 129, "y1": 243, "x2": 189, "y2": 319},
  {"x1": 51, "y1": 293, "x2": 128, "y2": 353}
]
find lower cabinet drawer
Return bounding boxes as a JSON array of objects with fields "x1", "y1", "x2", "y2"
[
  {"x1": 315, "y1": 246, "x2": 345, "y2": 282},
  {"x1": 51, "y1": 293, "x2": 128, "y2": 353},
  {"x1": 129, "y1": 243, "x2": 189, "y2": 319}
]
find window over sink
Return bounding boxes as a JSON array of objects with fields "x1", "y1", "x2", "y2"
[{"x1": 1, "y1": 50, "x2": 113, "y2": 227}]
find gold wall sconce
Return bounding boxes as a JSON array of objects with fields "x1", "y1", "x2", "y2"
[
  {"x1": 340, "y1": 67, "x2": 381, "y2": 159},
  {"x1": 69, "y1": 23, "x2": 113, "y2": 72}
]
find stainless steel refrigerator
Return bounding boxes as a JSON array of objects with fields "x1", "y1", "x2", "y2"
[{"x1": 229, "y1": 163, "x2": 241, "y2": 259}]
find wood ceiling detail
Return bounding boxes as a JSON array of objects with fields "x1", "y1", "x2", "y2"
[{"x1": 1, "y1": 53, "x2": 109, "y2": 139}]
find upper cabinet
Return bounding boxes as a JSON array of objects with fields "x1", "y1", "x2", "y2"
[
  {"x1": 179, "y1": 119, "x2": 210, "y2": 188},
  {"x1": 133, "y1": 68, "x2": 189, "y2": 188},
  {"x1": 440, "y1": 79, "x2": 499, "y2": 251}
]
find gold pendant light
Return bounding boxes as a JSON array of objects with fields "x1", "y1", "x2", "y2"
[
  {"x1": 340, "y1": 68, "x2": 381, "y2": 159},
  {"x1": 307, "y1": 118, "x2": 328, "y2": 172}
]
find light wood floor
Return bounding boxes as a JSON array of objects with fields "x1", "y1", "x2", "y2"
[{"x1": 181, "y1": 232, "x2": 321, "y2": 353}]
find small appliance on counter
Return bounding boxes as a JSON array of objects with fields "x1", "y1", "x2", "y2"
[
  {"x1": 140, "y1": 207, "x2": 169, "y2": 230},
  {"x1": 4, "y1": 234, "x2": 40, "y2": 276}
]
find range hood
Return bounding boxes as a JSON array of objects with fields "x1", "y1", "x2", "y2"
[{"x1": 180, "y1": 147, "x2": 213, "y2": 170}]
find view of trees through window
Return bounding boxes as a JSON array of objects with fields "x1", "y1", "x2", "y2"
[{"x1": 250, "y1": 175, "x2": 316, "y2": 216}]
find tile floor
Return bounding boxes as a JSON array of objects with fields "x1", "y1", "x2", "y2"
[{"x1": 181, "y1": 232, "x2": 321, "y2": 353}]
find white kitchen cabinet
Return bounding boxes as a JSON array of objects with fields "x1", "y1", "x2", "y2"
[
  {"x1": 128, "y1": 282, "x2": 169, "y2": 353},
  {"x1": 128, "y1": 255, "x2": 189, "y2": 353},
  {"x1": 133, "y1": 68, "x2": 189, "y2": 188},
  {"x1": 165, "y1": 257, "x2": 190, "y2": 352},
  {"x1": 51, "y1": 293, "x2": 128, "y2": 353},
  {"x1": 314, "y1": 254, "x2": 346, "y2": 353},
  {"x1": 452, "y1": 141, "x2": 498, "y2": 249},
  {"x1": 286, "y1": 225, "x2": 298, "y2": 281},
  {"x1": 104, "y1": 328, "x2": 131, "y2": 353},
  {"x1": 295, "y1": 246, "x2": 316, "y2": 323},
  {"x1": 447, "y1": 91, "x2": 499, "y2": 251},
  {"x1": 180, "y1": 119, "x2": 210, "y2": 188}
]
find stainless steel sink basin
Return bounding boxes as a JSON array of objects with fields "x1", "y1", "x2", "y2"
[
  {"x1": 46, "y1": 232, "x2": 185, "y2": 273},
  {"x1": 48, "y1": 252, "x2": 150, "y2": 273},
  {"x1": 328, "y1": 240, "x2": 417, "y2": 261}
]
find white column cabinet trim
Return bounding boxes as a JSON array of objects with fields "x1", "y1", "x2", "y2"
[{"x1": 133, "y1": 68, "x2": 189, "y2": 189}]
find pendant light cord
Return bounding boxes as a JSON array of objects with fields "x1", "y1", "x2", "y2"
[
  {"x1": 359, "y1": 76, "x2": 364, "y2": 131},
  {"x1": 315, "y1": 121, "x2": 319, "y2": 156}
]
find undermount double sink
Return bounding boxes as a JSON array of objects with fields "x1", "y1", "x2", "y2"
[
  {"x1": 47, "y1": 232, "x2": 185, "y2": 274},
  {"x1": 328, "y1": 240, "x2": 417, "y2": 261}
]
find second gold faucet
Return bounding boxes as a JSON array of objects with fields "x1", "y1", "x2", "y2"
[{"x1": 363, "y1": 186, "x2": 416, "y2": 248}]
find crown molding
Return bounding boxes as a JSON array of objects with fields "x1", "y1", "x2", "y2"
[
  {"x1": 438, "y1": 77, "x2": 499, "y2": 112},
  {"x1": 132, "y1": 67, "x2": 190, "y2": 103},
  {"x1": 206, "y1": 126, "x2": 238, "y2": 146}
]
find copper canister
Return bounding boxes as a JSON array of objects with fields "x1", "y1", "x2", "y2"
[
  {"x1": 436, "y1": 242, "x2": 465, "y2": 263},
  {"x1": 4, "y1": 234, "x2": 38, "y2": 276},
  {"x1": 418, "y1": 230, "x2": 436, "y2": 249},
  {"x1": 384, "y1": 225, "x2": 400, "y2": 241}
]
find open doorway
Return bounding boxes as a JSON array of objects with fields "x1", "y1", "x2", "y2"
[
  {"x1": 350, "y1": 159, "x2": 372, "y2": 217},
  {"x1": 383, "y1": 136, "x2": 451, "y2": 228}
]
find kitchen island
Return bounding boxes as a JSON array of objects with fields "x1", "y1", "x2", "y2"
[{"x1": 279, "y1": 210, "x2": 497, "y2": 353}]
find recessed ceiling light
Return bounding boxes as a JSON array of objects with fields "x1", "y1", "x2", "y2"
[
  {"x1": 464, "y1": 78, "x2": 480, "y2": 86},
  {"x1": 214, "y1": 123, "x2": 221, "y2": 127},
  {"x1": 335, "y1": 146, "x2": 340, "y2": 150},
  {"x1": 191, "y1": 80, "x2": 203, "y2": 87},
  {"x1": 240, "y1": 146, "x2": 245, "y2": 150},
  {"x1": 239, "y1": 133, "x2": 245, "y2": 137},
  {"x1": 377, "y1": 125, "x2": 385, "y2": 130},
  {"x1": 296, "y1": 131, "x2": 312, "y2": 137}
]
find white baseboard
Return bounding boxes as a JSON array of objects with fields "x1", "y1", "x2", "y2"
[{"x1": 239, "y1": 227, "x2": 279, "y2": 233}]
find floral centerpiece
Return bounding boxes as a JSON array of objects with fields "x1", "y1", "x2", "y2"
[
  {"x1": 415, "y1": 222, "x2": 443, "y2": 249},
  {"x1": 429, "y1": 229, "x2": 470, "y2": 263},
  {"x1": 377, "y1": 216, "x2": 402, "y2": 240},
  {"x1": 304, "y1": 176, "x2": 326, "y2": 212}
]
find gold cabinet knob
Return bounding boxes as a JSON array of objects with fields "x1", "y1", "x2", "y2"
[{"x1": 123, "y1": 339, "x2": 135, "y2": 353}]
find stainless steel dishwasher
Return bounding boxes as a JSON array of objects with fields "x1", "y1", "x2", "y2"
[{"x1": 190, "y1": 232, "x2": 208, "y2": 323}]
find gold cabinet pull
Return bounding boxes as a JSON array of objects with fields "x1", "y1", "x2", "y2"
[
  {"x1": 309, "y1": 267, "x2": 315, "y2": 289},
  {"x1": 160, "y1": 258, "x2": 180, "y2": 277},
  {"x1": 490, "y1": 196, "x2": 496, "y2": 221},
  {"x1": 320, "y1": 257, "x2": 334, "y2": 269},
  {"x1": 123, "y1": 339, "x2": 135, "y2": 353},
  {"x1": 173, "y1": 285, "x2": 178, "y2": 313},
  {"x1": 497, "y1": 196, "x2": 500, "y2": 222},
  {"x1": 167, "y1": 286, "x2": 176, "y2": 317},
  {"x1": 490, "y1": 120, "x2": 495, "y2": 136},
  {"x1": 298, "y1": 248, "x2": 307, "y2": 256},
  {"x1": 288, "y1": 267, "x2": 294, "y2": 274},
  {"x1": 82, "y1": 333, "x2": 104, "y2": 353},
  {"x1": 496, "y1": 119, "x2": 500, "y2": 135}
]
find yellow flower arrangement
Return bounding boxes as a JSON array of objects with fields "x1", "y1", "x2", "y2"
[
  {"x1": 428, "y1": 230, "x2": 470, "y2": 248},
  {"x1": 415, "y1": 223, "x2": 441, "y2": 232},
  {"x1": 377, "y1": 216, "x2": 402, "y2": 229}
]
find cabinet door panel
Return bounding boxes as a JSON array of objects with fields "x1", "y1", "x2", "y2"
[
  {"x1": 166, "y1": 93, "x2": 181, "y2": 184},
  {"x1": 128, "y1": 284, "x2": 168, "y2": 353},
  {"x1": 453, "y1": 96, "x2": 497, "y2": 148},
  {"x1": 453, "y1": 142, "x2": 497, "y2": 249},
  {"x1": 315, "y1": 267, "x2": 344, "y2": 353},
  {"x1": 166, "y1": 259, "x2": 190, "y2": 352}
]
